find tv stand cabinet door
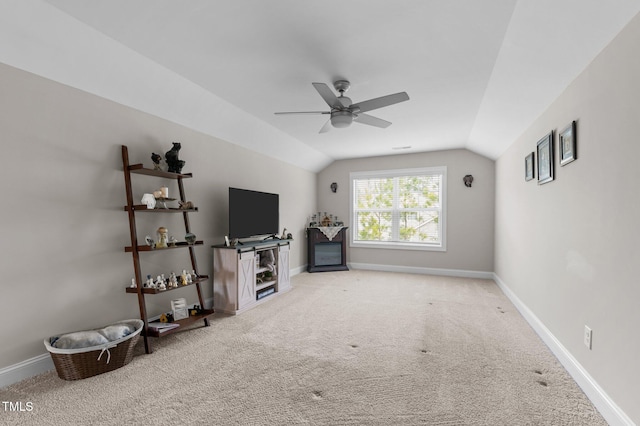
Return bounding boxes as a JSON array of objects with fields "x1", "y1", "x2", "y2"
[
  {"x1": 237, "y1": 251, "x2": 257, "y2": 310},
  {"x1": 214, "y1": 248, "x2": 238, "y2": 313},
  {"x1": 278, "y1": 244, "x2": 291, "y2": 291}
]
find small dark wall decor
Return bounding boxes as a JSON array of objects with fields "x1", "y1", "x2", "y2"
[
  {"x1": 525, "y1": 152, "x2": 535, "y2": 181},
  {"x1": 330, "y1": 182, "x2": 338, "y2": 193},
  {"x1": 463, "y1": 175, "x2": 474, "y2": 187},
  {"x1": 537, "y1": 131, "x2": 554, "y2": 185},
  {"x1": 559, "y1": 120, "x2": 577, "y2": 166}
]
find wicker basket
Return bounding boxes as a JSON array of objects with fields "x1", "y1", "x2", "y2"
[{"x1": 44, "y1": 319, "x2": 143, "y2": 381}]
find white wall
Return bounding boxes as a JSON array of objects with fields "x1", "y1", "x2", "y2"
[
  {"x1": 494, "y1": 12, "x2": 640, "y2": 424},
  {"x1": 317, "y1": 150, "x2": 495, "y2": 274},
  {"x1": 0, "y1": 62, "x2": 316, "y2": 370}
]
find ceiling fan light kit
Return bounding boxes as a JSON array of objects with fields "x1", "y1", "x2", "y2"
[
  {"x1": 330, "y1": 110, "x2": 353, "y2": 128},
  {"x1": 275, "y1": 80, "x2": 409, "y2": 133}
]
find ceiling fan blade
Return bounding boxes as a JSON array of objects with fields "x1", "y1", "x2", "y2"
[
  {"x1": 312, "y1": 83, "x2": 343, "y2": 109},
  {"x1": 351, "y1": 92, "x2": 409, "y2": 113},
  {"x1": 354, "y1": 113, "x2": 392, "y2": 128},
  {"x1": 274, "y1": 111, "x2": 330, "y2": 115},
  {"x1": 319, "y1": 119, "x2": 333, "y2": 133}
]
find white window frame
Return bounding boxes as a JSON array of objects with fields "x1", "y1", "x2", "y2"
[{"x1": 349, "y1": 166, "x2": 447, "y2": 251}]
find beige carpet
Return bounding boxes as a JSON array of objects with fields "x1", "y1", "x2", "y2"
[{"x1": 1, "y1": 270, "x2": 606, "y2": 425}]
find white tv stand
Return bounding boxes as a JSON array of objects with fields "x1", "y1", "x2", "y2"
[{"x1": 212, "y1": 239, "x2": 291, "y2": 315}]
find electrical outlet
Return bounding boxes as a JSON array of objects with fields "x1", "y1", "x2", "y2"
[{"x1": 584, "y1": 325, "x2": 592, "y2": 350}]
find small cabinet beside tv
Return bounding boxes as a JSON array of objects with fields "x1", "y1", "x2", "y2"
[
  {"x1": 307, "y1": 227, "x2": 349, "y2": 273},
  {"x1": 213, "y1": 240, "x2": 291, "y2": 315}
]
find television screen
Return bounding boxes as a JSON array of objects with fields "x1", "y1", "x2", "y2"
[{"x1": 229, "y1": 187, "x2": 279, "y2": 240}]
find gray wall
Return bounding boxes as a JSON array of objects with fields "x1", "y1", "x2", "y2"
[
  {"x1": 0, "y1": 62, "x2": 315, "y2": 369},
  {"x1": 494, "y1": 12, "x2": 640, "y2": 424},
  {"x1": 317, "y1": 150, "x2": 495, "y2": 273}
]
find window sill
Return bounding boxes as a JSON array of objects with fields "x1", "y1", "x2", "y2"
[{"x1": 350, "y1": 241, "x2": 446, "y2": 252}]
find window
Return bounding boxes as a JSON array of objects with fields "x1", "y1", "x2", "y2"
[{"x1": 350, "y1": 167, "x2": 446, "y2": 251}]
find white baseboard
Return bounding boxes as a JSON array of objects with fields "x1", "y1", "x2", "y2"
[
  {"x1": 493, "y1": 273, "x2": 634, "y2": 426},
  {"x1": 348, "y1": 262, "x2": 494, "y2": 280},
  {"x1": 0, "y1": 353, "x2": 54, "y2": 389}
]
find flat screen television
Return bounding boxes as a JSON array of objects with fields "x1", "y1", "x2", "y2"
[{"x1": 229, "y1": 187, "x2": 279, "y2": 241}]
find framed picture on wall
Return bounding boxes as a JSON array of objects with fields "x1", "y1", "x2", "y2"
[
  {"x1": 525, "y1": 152, "x2": 535, "y2": 181},
  {"x1": 559, "y1": 120, "x2": 577, "y2": 166},
  {"x1": 537, "y1": 131, "x2": 554, "y2": 185}
]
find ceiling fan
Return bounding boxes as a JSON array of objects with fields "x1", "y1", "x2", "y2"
[{"x1": 275, "y1": 80, "x2": 409, "y2": 133}]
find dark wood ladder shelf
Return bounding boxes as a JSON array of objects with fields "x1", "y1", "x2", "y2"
[
  {"x1": 145, "y1": 310, "x2": 215, "y2": 338},
  {"x1": 125, "y1": 241, "x2": 204, "y2": 252},
  {"x1": 128, "y1": 163, "x2": 193, "y2": 179},
  {"x1": 124, "y1": 205, "x2": 199, "y2": 213},
  {"x1": 125, "y1": 276, "x2": 210, "y2": 294},
  {"x1": 121, "y1": 145, "x2": 212, "y2": 354}
]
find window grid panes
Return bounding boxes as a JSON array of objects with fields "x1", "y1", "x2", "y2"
[{"x1": 351, "y1": 168, "x2": 445, "y2": 250}]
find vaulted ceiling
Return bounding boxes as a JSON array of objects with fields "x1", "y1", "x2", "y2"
[{"x1": 2, "y1": 1, "x2": 639, "y2": 171}]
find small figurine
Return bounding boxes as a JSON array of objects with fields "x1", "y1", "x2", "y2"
[
  {"x1": 157, "y1": 227, "x2": 168, "y2": 248},
  {"x1": 180, "y1": 270, "x2": 188, "y2": 286},
  {"x1": 169, "y1": 272, "x2": 178, "y2": 288},
  {"x1": 130, "y1": 278, "x2": 137, "y2": 288},
  {"x1": 158, "y1": 281, "x2": 166, "y2": 291},
  {"x1": 151, "y1": 153, "x2": 163, "y2": 170},
  {"x1": 181, "y1": 269, "x2": 192, "y2": 284},
  {"x1": 281, "y1": 228, "x2": 288, "y2": 239},
  {"x1": 321, "y1": 215, "x2": 332, "y2": 227},
  {"x1": 159, "y1": 313, "x2": 168, "y2": 323},
  {"x1": 178, "y1": 200, "x2": 194, "y2": 210},
  {"x1": 165, "y1": 142, "x2": 185, "y2": 174}
]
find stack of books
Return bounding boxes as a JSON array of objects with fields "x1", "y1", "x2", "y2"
[{"x1": 148, "y1": 321, "x2": 180, "y2": 334}]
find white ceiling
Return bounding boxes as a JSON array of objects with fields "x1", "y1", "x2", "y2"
[{"x1": 2, "y1": 1, "x2": 640, "y2": 171}]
